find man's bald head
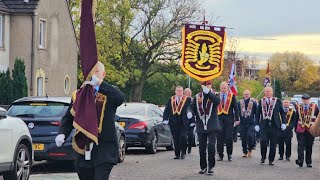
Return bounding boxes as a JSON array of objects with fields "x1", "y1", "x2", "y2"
[
  {"x1": 184, "y1": 88, "x2": 192, "y2": 97},
  {"x1": 264, "y1": 87, "x2": 273, "y2": 98},
  {"x1": 220, "y1": 82, "x2": 229, "y2": 93},
  {"x1": 243, "y1": 90, "x2": 251, "y2": 99},
  {"x1": 94, "y1": 61, "x2": 106, "y2": 80}
]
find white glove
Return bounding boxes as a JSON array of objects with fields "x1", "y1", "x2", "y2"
[
  {"x1": 55, "y1": 134, "x2": 65, "y2": 147},
  {"x1": 187, "y1": 112, "x2": 193, "y2": 119},
  {"x1": 84, "y1": 75, "x2": 100, "y2": 86},
  {"x1": 190, "y1": 123, "x2": 196, "y2": 127},
  {"x1": 163, "y1": 120, "x2": 169, "y2": 125},
  {"x1": 281, "y1": 124, "x2": 286, "y2": 131},
  {"x1": 201, "y1": 85, "x2": 210, "y2": 94},
  {"x1": 255, "y1": 125, "x2": 260, "y2": 132}
]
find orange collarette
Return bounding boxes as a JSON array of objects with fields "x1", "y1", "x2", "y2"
[
  {"x1": 171, "y1": 96, "x2": 187, "y2": 115},
  {"x1": 218, "y1": 92, "x2": 233, "y2": 115}
]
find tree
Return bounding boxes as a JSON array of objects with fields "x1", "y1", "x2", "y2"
[
  {"x1": 268, "y1": 51, "x2": 319, "y2": 91},
  {"x1": 12, "y1": 59, "x2": 28, "y2": 101},
  {"x1": 274, "y1": 80, "x2": 282, "y2": 99},
  {"x1": 0, "y1": 69, "x2": 13, "y2": 105},
  {"x1": 68, "y1": 0, "x2": 202, "y2": 102}
]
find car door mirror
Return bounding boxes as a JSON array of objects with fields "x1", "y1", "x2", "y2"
[
  {"x1": 0, "y1": 107, "x2": 7, "y2": 119},
  {"x1": 114, "y1": 115, "x2": 120, "y2": 121}
]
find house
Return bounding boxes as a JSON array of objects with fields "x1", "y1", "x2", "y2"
[{"x1": 0, "y1": 0, "x2": 77, "y2": 97}]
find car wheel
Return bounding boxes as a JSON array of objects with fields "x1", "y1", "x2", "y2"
[
  {"x1": 166, "y1": 138, "x2": 174, "y2": 151},
  {"x1": 3, "y1": 144, "x2": 31, "y2": 180},
  {"x1": 145, "y1": 132, "x2": 157, "y2": 154},
  {"x1": 118, "y1": 135, "x2": 126, "y2": 163}
]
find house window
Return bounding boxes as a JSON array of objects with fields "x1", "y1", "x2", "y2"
[
  {"x1": 39, "y1": 19, "x2": 46, "y2": 49},
  {"x1": 37, "y1": 77, "x2": 44, "y2": 96},
  {"x1": 0, "y1": 15, "x2": 4, "y2": 48},
  {"x1": 64, "y1": 75, "x2": 70, "y2": 94}
]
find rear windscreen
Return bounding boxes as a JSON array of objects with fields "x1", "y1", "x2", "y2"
[{"x1": 7, "y1": 102, "x2": 69, "y2": 118}]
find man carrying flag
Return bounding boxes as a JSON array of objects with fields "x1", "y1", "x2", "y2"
[{"x1": 55, "y1": 0, "x2": 125, "y2": 179}]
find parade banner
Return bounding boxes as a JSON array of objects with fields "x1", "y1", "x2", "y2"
[{"x1": 181, "y1": 24, "x2": 226, "y2": 81}]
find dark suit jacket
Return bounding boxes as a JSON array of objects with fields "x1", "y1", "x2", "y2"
[
  {"x1": 237, "y1": 98, "x2": 258, "y2": 125},
  {"x1": 163, "y1": 96, "x2": 192, "y2": 128},
  {"x1": 188, "y1": 91, "x2": 220, "y2": 133},
  {"x1": 256, "y1": 98, "x2": 286, "y2": 129},
  {"x1": 58, "y1": 81, "x2": 125, "y2": 166},
  {"x1": 218, "y1": 93, "x2": 239, "y2": 125}
]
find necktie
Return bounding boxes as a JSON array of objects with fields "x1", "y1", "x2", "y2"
[
  {"x1": 222, "y1": 94, "x2": 225, "y2": 106},
  {"x1": 284, "y1": 108, "x2": 288, "y2": 112},
  {"x1": 177, "y1": 97, "x2": 180, "y2": 104}
]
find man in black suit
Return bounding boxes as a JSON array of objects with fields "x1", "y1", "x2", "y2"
[
  {"x1": 184, "y1": 88, "x2": 196, "y2": 154},
  {"x1": 163, "y1": 86, "x2": 192, "y2": 159},
  {"x1": 238, "y1": 90, "x2": 257, "y2": 158},
  {"x1": 187, "y1": 80, "x2": 220, "y2": 175},
  {"x1": 255, "y1": 86, "x2": 287, "y2": 166},
  {"x1": 55, "y1": 62, "x2": 125, "y2": 180},
  {"x1": 217, "y1": 82, "x2": 239, "y2": 161},
  {"x1": 278, "y1": 99, "x2": 298, "y2": 161}
]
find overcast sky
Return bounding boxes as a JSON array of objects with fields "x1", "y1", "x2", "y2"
[{"x1": 202, "y1": 0, "x2": 320, "y2": 61}]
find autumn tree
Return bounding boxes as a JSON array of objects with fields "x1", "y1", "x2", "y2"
[{"x1": 268, "y1": 51, "x2": 319, "y2": 91}]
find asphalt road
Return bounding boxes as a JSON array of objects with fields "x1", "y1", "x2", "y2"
[{"x1": 1, "y1": 137, "x2": 320, "y2": 180}]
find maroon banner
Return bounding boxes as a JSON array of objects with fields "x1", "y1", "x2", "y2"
[{"x1": 181, "y1": 24, "x2": 226, "y2": 81}]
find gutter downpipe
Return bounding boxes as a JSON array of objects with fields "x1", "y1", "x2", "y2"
[{"x1": 30, "y1": 15, "x2": 35, "y2": 96}]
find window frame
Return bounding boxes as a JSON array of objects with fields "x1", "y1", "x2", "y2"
[
  {"x1": 39, "y1": 19, "x2": 47, "y2": 49},
  {"x1": 0, "y1": 15, "x2": 4, "y2": 48}
]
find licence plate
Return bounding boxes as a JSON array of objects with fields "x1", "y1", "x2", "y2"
[
  {"x1": 118, "y1": 122, "x2": 126, "y2": 127},
  {"x1": 33, "y1": 143, "x2": 44, "y2": 151}
]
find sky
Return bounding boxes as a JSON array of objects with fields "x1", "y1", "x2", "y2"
[{"x1": 202, "y1": 0, "x2": 320, "y2": 64}]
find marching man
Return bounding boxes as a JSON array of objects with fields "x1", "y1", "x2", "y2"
[
  {"x1": 238, "y1": 90, "x2": 257, "y2": 158},
  {"x1": 278, "y1": 99, "x2": 298, "y2": 161},
  {"x1": 255, "y1": 87, "x2": 287, "y2": 166},
  {"x1": 163, "y1": 86, "x2": 192, "y2": 159},
  {"x1": 295, "y1": 94, "x2": 319, "y2": 168},
  {"x1": 187, "y1": 80, "x2": 220, "y2": 175},
  {"x1": 217, "y1": 82, "x2": 239, "y2": 161}
]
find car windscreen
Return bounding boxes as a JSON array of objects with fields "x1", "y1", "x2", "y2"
[
  {"x1": 116, "y1": 104, "x2": 146, "y2": 116},
  {"x1": 7, "y1": 101, "x2": 69, "y2": 118}
]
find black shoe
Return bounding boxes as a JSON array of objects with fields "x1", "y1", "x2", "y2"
[
  {"x1": 174, "y1": 156, "x2": 180, "y2": 159},
  {"x1": 217, "y1": 156, "x2": 223, "y2": 161},
  {"x1": 199, "y1": 168, "x2": 207, "y2": 174},
  {"x1": 307, "y1": 164, "x2": 312, "y2": 168},
  {"x1": 260, "y1": 158, "x2": 265, "y2": 164},
  {"x1": 228, "y1": 155, "x2": 232, "y2": 161},
  {"x1": 286, "y1": 157, "x2": 290, "y2": 161},
  {"x1": 269, "y1": 161, "x2": 274, "y2": 166},
  {"x1": 187, "y1": 148, "x2": 192, "y2": 154},
  {"x1": 278, "y1": 156, "x2": 283, "y2": 160},
  {"x1": 207, "y1": 168, "x2": 214, "y2": 175},
  {"x1": 181, "y1": 153, "x2": 186, "y2": 159},
  {"x1": 295, "y1": 159, "x2": 303, "y2": 167}
]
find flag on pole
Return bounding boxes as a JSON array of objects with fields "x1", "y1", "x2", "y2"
[
  {"x1": 228, "y1": 61, "x2": 238, "y2": 96},
  {"x1": 264, "y1": 63, "x2": 271, "y2": 87}
]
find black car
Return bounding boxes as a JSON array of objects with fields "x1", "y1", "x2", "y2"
[
  {"x1": 7, "y1": 96, "x2": 126, "y2": 163},
  {"x1": 116, "y1": 102, "x2": 173, "y2": 154}
]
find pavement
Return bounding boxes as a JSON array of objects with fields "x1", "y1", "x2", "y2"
[{"x1": 1, "y1": 137, "x2": 320, "y2": 180}]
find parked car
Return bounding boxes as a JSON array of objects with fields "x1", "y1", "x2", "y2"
[
  {"x1": 6, "y1": 97, "x2": 126, "y2": 163},
  {"x1": 0, "y1": 107, "x2": 33, "y2": 180},
  {"x1": 159, "y1": 105, "x2": 198, "y2": 146},
  {"x1": 116, "y1": 102, "x2": 174, "y2": 154}
]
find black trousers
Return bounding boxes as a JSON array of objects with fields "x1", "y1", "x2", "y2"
[
  {"x1": 198, "y1": 132, "x2": 217, "y2": 169},
  {"x1": 260, "y1": 126, "x2": 279, "y2": 162},
  {"x1": 217, "y1": 123, "x2": 233, "y2": 157},
  {"x1": 278, "y1": 129, "x2": 293, "y2": 158},
  {"x1": 75, "y1": 162, "x2": 114, "y2": 180},
  {"x1": 170, "y1": 125, "x2": 187, "y2": 157},
  {"x1": 240, "y1": 124, "x2": 254, "y2": 154},
  {"x1": 297, "y1": 131, "x2": 315, "y2": 164},
  {"x1": 187, "y1": 126, "x2": 195, "y2": 149},
  {"x1": 233, "y1": 125, "x2": 239, "y2": 142}
]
